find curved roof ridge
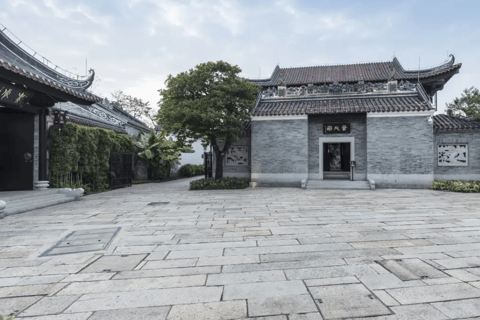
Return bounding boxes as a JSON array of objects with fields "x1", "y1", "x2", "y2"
[
  {"x1": 0, "y1": 27, "x2": 95, "y2": 90},
  {"x1": 280, "y1": 60, "x2": 392, "y2": 70},
  {"x1": 397, "y1": 54, "x2": 456, "y2": 74}
]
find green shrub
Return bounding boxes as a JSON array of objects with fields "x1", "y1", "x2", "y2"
[
  {"x1": 432, "y1": 180, "x2": 480, "y2": 193},
  {"x1": 180, "y1": 164, "x2": 204, "y2": 177},
  {"x1": 194, "y1": 164, "x2": 204, "y2": 176},
  {"x1": 190, "y1": 177, "x2": 249, "y2": 190},
  {"x1": 49, "y1": 123, "x2": 134, "y2": 194}
]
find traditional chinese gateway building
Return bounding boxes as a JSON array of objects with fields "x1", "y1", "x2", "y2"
[
  {"x1": 0, "y1": 27, "x2": 149, "y2": 191},
  {"x1": 219, "y1": 55, "x2": 480, "y2": 188}
]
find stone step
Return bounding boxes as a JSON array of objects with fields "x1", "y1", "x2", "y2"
[
  {"x1": 323, "y1": 172, "x2": 351, "y2": 180},
  {"x1": 306, "y1": 180, "x2": 371, "y2": 190},
  {"x1": 4, "y1": 193, "x2": 76, "y2": 216}
]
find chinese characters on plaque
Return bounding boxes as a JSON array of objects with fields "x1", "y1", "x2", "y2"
[
  {"x1": 324, "y1": 123, "x2": 350, "y2": 134},
  {"x1": 0, "y1": 81, "x2": 33, "y2": 107},
  {"x1": 438, "y1": 144, "x2": 468, "y2": 166}
]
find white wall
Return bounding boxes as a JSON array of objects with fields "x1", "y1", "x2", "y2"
[{"x1": 178, "y1": 140, "x2": 206, "y2": 166}]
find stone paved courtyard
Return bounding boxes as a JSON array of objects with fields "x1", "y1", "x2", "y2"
[{"x1": 1, "y1": 177, "x2": 480, "y2": 319}]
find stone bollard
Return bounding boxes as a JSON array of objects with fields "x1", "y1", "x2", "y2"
[
  {"x1": 369, "y1": 179, "x2": 376, "y2": 191},
  {"x1": 0, "y1": 200, "x2": 6, "y2": 219},
  {"x1": 301, "y1": 179, "x2": 306, "y2": 189},
  {"x1": 58, "y1": 188, "x2": 85, "y2": 200}
]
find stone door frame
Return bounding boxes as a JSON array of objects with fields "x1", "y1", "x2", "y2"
[{"x1": 319, "y1": 137, "x2": 355, "y2": 180}]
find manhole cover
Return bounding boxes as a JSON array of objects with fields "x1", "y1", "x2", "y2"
[
  {"x1": 41, "y1": 227, "x2": 121, "y2": 256},
  {"x1": 148, "y1": 202, "x2": 169, "y2": 206}
]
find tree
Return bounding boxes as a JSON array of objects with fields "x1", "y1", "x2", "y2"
[
  {"x1": 445, "y1": 86, "x2": 480, "y2": 120},
  {"x1": 156, "y1": 61, "x2": 260, "y2": 179},
  {"x1": 110, "y1": 91, "x2": 157, "y2": 128},
  {"x1": 134, "y1": 131, "x2": 193, "y2": 180}
]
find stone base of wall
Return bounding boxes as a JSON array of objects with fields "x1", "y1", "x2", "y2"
[
  {"x1": 223, "y1": 172, "x2": 250, "y2": 179},
  {"x1": 368, "y1": 174, "x2": 434, "y2": 189},
  {"x1": 251, "y1": 173, "x2": 307, "y2": 188},
  {"x1": 308, "y1": 172, "x2": 367, "y2": 180},
  {"x1": 435, "y1": 174, "x2": 480, "y2": 181}
]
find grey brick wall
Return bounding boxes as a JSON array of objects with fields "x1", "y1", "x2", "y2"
[
  {"x1": 213, "y1": 133, "x2": 251, "y2": 178},
  {"x1": 434, "y1": 132, "x2": 480, "y2": 180},
  {"x1": 251, "y1": 118, "x2": 308, "y2": 187},
  {"x1": 308, "y1": 114, "x2": 367, "y2": 176},
  {"x1": 251, "y1": 119, "x2": 308, "y2": 174},
  {"x1": 367, "y1": 115, "x2": 434, "y2": 188}
]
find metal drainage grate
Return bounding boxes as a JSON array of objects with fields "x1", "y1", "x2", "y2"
[
  {"x1": 148, "y1": 202, "x2": 169, "y2": 206},
  {"x1": 41, "y1": 227, "x2": 121, "y2": 256}
]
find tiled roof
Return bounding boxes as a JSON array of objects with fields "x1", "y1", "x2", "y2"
[
  {"x1": 250, "y1": 55, "x2": 461, "y2": 87},
  {"x1": 0, "y1": 28, "x2": 98, "y2": 103},
  {"x1": 252, "y1": 92, "x2": 432, "y2": 116},
  {"x1": 433, "y1": 114, "x2": 480, "y2": 132},
  {"x1": 66, "y1": 114, "x2": 127, "y2": 133}
]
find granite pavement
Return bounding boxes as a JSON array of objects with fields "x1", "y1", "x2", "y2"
[{"x1": 1, "y1": 177, "x2": 480, "y2": 319}]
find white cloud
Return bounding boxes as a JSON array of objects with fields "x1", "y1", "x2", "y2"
[{"x1": 0, "y1": 0, "x2": 475, "y2": 118}]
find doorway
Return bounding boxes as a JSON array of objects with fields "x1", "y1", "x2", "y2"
[
  {"x1": 323, "y1": 143, "x2": 350, "y2": 179},
  {"x1": 318, "y1": 137, "x2": 355, "y2": 180},
  {"x1": 0, "y1": 109, "x2": 34, "y2": 191}
]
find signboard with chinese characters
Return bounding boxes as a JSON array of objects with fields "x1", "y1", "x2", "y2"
[
  {"x1": 225, "y1": 146, "x2": 248, "y2": 166},
  {"x1": 324, "y1": 123, "x2": 350, "y2": 134},
  {"x1": 0, "y1": 81, "x2": 33, "y2": 107},
  {"x1": 438, "y1": 144, "x2": 468, "y2": 166}
]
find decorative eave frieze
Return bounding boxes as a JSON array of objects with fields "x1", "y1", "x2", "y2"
[{"x1": 261, "y1": 80, "x2": 418, "y2": 99}]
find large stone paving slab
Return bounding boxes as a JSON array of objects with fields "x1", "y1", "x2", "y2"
[
  {"x1": 386, "y1": 283, "x2": 480, "y2": 304},
  {"x1": 376, "y1": 258, "x2": 448, "y2": 280},
  {"x1": 309, "y1": 284, "x2": 392, "y2": 319},
  {"x1": 80, "y1": 254, "x2": 147, "y2": 273},
  {"x1": 64, "y1": 286, "x2": 223, "y2": 312}
]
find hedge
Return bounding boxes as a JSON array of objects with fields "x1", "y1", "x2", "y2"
[
  {"x1": 431, "y1": 180, "x2": 480, "y2": 193},
  {"x1": 179, "y1": 164, "x2": 204, "y2": 177},
  {"x1": 190, "y1": 177, "x2": 249, "y2": 190},
  {"x1": 49, "y1": 123, "x2": 134, "y2": 194}
]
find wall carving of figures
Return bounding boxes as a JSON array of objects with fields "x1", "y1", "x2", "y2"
[
  {"x1": 261, "y1": 80, "x2": 417, "y2": 98},
  {"x1": 438, "y1": 144, "x2": 468, "y2": 166},
  {"x1": 225, "y1": 146, "x2": 248, "y2": 166}
]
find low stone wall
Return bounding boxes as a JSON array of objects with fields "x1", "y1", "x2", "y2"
[{"x1": 434, "y1": 132, "x2": 480, "y2": 181}]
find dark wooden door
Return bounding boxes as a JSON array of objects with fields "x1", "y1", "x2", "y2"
[
  {"x1": 341, "y1": 143, "x2": 351, "y2": 172},
  {"x1": 0, "y1": 110, "x2": 34, "y2": 190},
  {"x1": 323, "y1": 143, "x2": 330, "y2": 172}
]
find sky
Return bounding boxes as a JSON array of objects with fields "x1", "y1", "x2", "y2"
[{"x1": 1, "y1": 0, "x2": 479, "y2": 116}]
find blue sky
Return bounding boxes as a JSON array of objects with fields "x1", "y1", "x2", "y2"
[{"x1": 1, "y1": 0, "x2": 478, "y2": 115}]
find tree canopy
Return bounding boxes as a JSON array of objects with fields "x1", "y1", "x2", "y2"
[
  {"x1": 445, "y1": 86, "x2": 480, "y2": 120},
  {"x1": 156, "y1": 61, "x2": 260, "y2": 178},
  {"x1": 110, "y1": 90, "x2": 157, "y2": 128}
]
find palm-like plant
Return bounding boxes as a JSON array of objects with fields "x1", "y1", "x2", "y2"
[{"x1": 134, "y1": 131, "x2": 193, "y2": 179}]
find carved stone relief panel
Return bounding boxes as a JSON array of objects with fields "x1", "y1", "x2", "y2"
[
  {"x1": 225, "y1": 146, "x2": 248, "y2": 166},
  {"x1": 438, "y1": 144, "x2": 468, "y2": 166}
]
